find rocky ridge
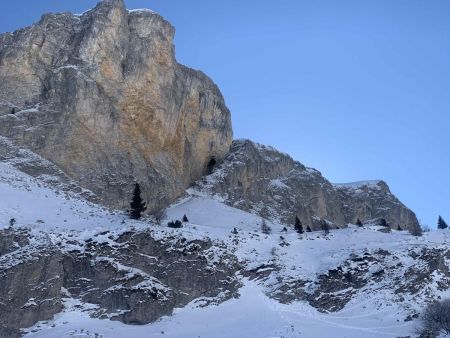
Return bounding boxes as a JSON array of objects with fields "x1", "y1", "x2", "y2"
[{"x1": 195, "y1": 139, "x2": 420, "y2": 233}]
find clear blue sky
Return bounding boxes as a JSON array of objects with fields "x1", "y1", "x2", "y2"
[{"x1": 1, "y1": 0, "x2": 449, "y2": 228}]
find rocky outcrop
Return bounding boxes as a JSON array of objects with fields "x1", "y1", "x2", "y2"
[
  {"x1": 334, "y1": 181, "x2": 419, "y2": 231},
  {"x1": 271, "y1": 246, "x2": 450, "y2": 314},
  {"x1": 0, "y1": 136, "x2": 98, "y2": 202},
  {"x1": 0, "y1": 228, "x2": 240, "y2": 337},
  {"x1": 0, "y1": 230, "x2": 64, "y2": 338},
  {"x1": 0, "y1": 0, "x2": 232, "y2": 213},
  {"x1": 195, "y1": 139, "x2": 420, "y2": 233}
]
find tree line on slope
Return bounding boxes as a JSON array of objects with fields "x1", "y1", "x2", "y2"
[{"x1": 127, "y1": 183, "x2": 448, "y2": 235}]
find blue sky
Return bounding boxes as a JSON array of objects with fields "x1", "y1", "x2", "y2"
[{"x1": 1, "y1": 0, "x2": 449, "y2": 228}]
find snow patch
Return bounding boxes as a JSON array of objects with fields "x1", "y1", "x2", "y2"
[
  {"x1": 334, "y1": 180, "x2": 383, "y2": 189},
  {"x1": 128, "y1": 8, "x2": 156, "y2": 14}
]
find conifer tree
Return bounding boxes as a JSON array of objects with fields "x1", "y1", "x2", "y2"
[
  {"x1": 356, "y1": 218, "x2": 363, "y2": 227},
  {"x1": 261, "y1": 219, "x2": 272, "y2": 235},
  {"x1": 294, "y1": 216, "x2": 304, "y2": 234},
  {"x1": 182, "y1": 214, "x2": 189, "y2": 223},
  {"x1": 321, "y1": 220, "x2": 330, "y2": 235},
  {"x1": 438, "y1": 216, "x2": 448, "y2": 229},
  {"x1": 168, "y1": 220, "x2": 182, "y2": 228},
  {"x1": 129, "y1": 183, "x2": 146, "y2": 220},
  {"x1": 306, "y1": 225, "x2": 312, "y2": 232}
]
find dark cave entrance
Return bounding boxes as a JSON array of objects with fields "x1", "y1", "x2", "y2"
[{"x1": 207, "y1": 157, "x2": 216, "y2": 175}]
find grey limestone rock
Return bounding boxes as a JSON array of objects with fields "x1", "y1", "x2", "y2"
[
  {"x1": 0, "y1": 228, "x2": 240, "y2": 337},
  {"x1": 195, "y1": 139, "x2": 420, "y2": 233}
]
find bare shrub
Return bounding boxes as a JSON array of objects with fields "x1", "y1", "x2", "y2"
[{"x1": 420, "y1": 299, "x2": 450, "y2": 337}]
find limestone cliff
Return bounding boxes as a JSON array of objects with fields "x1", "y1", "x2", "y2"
[
  {"x1": 194, "y1": 140, "x2": 420, "y2": 233},
  {"x1": 0, "y1": 0, "x2": 232, "y2": 212}
]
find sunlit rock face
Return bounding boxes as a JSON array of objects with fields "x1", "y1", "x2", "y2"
[{"x1": 0, "y1": 0, "x2": 232, "y2": 212}]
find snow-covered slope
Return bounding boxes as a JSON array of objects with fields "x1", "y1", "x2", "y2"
[
  {"x1": 22, "y1": 280, "x2": 417, "y2": 338},
  {"x1": 0, "y1": 162, "x2": 123, "y2": 231},
  {"x1": 1, "y1": 155, "x2": 450, "y2": 338}
]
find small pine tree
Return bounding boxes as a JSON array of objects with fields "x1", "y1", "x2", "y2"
[
  {"x1": 182, "y1": 214, "x2": 189, "y2": 223},
  {"x1": 321, "y1": 220, "x2": 330, "y2": 235},
  {"x1": 9, "y1": 218, "x2": 16, "y2": 227},
  {"x1": 294, "y1": 216, "x2": 304, "y2": 234},
  {"x1": 129, "y1": 183, "x2": 147, "y2": 220},
  {"x1": 232, "y1": 227, "x2": 238, "y2": 235},
  {"x1": 306, "y1": 225, "x2": 312, "y2": 232},
  {"x1": 281, "y1": 227, "x2": 288, "y2": 233},
  {"x1": 438, "y1": 216, "x2": 448, "y2": 230},
  {"x1": 356, "y1": 218, "x2": 363, "y2": 227},
  {"x1": 261, "y1": 219, "x2": 272, "y2": 235}
]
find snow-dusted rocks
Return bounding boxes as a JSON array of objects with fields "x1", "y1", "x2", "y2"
[
  {"x1": 0, "y1": 229, "x2": 64, "y2": 338},
  {"x1": 0, "y1": 226, "x2": 240, "y2": 338},
  {"x1": 194, "y1": 139, "x2": 420, "y2": 233},
  {"x1": 0, "y1": 154, "x2": 240, "y2": 338},
  {"x1": 334, "y1": 180, "x2": 419, "y2": 233}
]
